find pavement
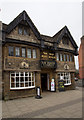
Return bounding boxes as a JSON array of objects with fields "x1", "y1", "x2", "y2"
[{"x1": 1, "y1": 86, "x2": 82, "y2": 119}]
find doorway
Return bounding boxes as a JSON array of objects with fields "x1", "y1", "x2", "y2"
[{"x1": 41, "y1": 73, "x2": 47, "y2": 91}]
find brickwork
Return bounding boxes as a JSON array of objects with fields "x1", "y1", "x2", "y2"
[{"x1": 79, "y1": 36, "x2": 84, "y2": 79}]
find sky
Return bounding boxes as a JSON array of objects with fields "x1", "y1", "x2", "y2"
[{"x1": 0, "y1": 0, "x2": 83, "y2": 69}]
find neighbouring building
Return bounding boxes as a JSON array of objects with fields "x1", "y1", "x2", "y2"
[
  {"x1": 2, "y1": 11, "x2": 78, "y2": 100},
  {"x1": 79, "y1": 36, "x2": 84, "y2": 80}
]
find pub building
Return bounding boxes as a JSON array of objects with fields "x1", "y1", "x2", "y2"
[{"x1": 2, "y1": 11, "x2": 78, "y2": 100}]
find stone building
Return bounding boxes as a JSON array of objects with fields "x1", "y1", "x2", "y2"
[
  {"x1": 2, "y1": 11, "x2": 78, "y2": 100},
  {"x1": 79, "y1": 36, "x2": 84, "y2": 80}
]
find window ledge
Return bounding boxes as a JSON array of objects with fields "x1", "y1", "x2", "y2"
[
  {"x1": 10, "y1": 86, "x2": 35, "y2": 90},
  {"x1": 64, "y1": 83, "x2": 71, "y2": 86}
]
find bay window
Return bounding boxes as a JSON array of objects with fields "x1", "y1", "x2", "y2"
[
  {"x1": 10, "y1": 72, "x2": 35, "y2": 89},
  {"x1": 58, "y1": 72, "x2": 71, "y2": 85}
]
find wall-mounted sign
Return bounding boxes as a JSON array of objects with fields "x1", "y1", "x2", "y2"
[
  {"x1": 40, "y1": 60, "x2": 56, "y2": 69},
  {"x1": 20, "y1": 62, "x2": 29, "y2": 69},
  {"x1": 64, "y1": 64, "x2": 69, "y2": 70}
]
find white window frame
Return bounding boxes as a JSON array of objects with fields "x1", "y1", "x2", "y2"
[
  {"x1": 10, "y1": 72, "x2": 35, "y2": 90},
  {"x1": 58, "y1": 72, "x2": 71, "y2": 86}
]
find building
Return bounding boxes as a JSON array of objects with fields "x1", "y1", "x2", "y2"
[
  {"x1": 2, "y1": 11, "x2": 78, "y2": 100},
  {"x1": 79, "y1": 36, "x2": 84, "y2": 80}
]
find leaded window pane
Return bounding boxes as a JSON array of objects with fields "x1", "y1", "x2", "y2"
[
  {"x1": 22, "y1": 48, "x2": 26, "y2": 57},
  {"x1": 33, "y1": 49, "x2": 36, "y2": 58},
  {"x1": 15, "y1": 47, "x2": 20, "y2": 57},
  {"x1": 9, "y1": 46, "x2": 14, "y2": 56},
  {"x1": 27, "y1": 49, "x2": 31, "y2": 58}
]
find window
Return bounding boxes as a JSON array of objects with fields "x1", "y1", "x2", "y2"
[
  {"x1": 22, "y1": 48, "x2": 26, "y2": 57},
  {"x1": 24, "y1": 28, "x2": 28, "y2": 35},
  {"x1": 64, "y1": 54, "x2": 66, "y2": 61},
  {"x1": 70, "y1": 55, "x2": 72, "y2": 62},
  {"x1": 56, "y1": 53, "x2": 59, "y2": 61},
  {"x1": 60, "y1": 54, "x2": 63, "y2": 61},
  {"x1": 27, "y1": 48, "x2": 31, "y2": 58},
  {"x1": 15, "y1": 47, "x2": 20, "y2": 57},
  {"x1": 67, "y1": 55, "x2": 69, "y2": 62},
  {"x1": 58, "y1": 72, "x2": 71, "y2": 85},
  {"x1": 62, "y1": 36, "x2": 69, "y2": 45},
  {"x1": 10, "y1": 72, "x2": 35, "y2": 89},
  {"x1": 33, "y1": 49, "x2": 36, "y2": 58},
  {"x1": 18, "y1": 27, "x2": 22, "y2": 35},
  {"x1": 9, "y1": 46, "x2": 14, "y2": 56}
]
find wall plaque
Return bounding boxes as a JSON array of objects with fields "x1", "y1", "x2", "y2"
[
  {"x1": 20, "y1": 62, "x2": 29, "y2": 69},
  {"x1": 64, "y1": 64, "x2": 69, "y2": 70}
]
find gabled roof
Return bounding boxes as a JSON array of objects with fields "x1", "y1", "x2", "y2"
[
  {"x1": 53, "y1": 26, "x2": 78, "y2": 48},
  {"x1": 3, "y1": 10, "x2": 78, "y2": 50},
  {"x1": 5, "y1": 10, "x2": 41, "y2": 40},
  {"x1": 41, "y1": 34, "x2": 53, "y2": 43}
]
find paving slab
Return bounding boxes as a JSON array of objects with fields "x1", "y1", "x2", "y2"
[{"x1": 1, "y1": 87, "x2": 82, "y2": 118}]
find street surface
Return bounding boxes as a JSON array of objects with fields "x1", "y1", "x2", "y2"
[{"x1": 2, "y1": 86, "x2": 82, "y2": 118}]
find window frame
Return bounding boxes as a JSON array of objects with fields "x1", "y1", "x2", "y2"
[
  {"x1": 27, "y1": 48, "x2": 32, "y2": 58},
  {"x1": 67, "y1": 55, "x2": 69, "y2": 62},
  {"x1": 56, "y1": 53, "x2": 59, "y2": 61},
  {"x1": 21, "y1": 48, "x2": 26, "y2": 58},
  {"x1": 10, "y1": 72, "x2": 35, "y2": 90},
  {"x1": 64, "y1": 54, "x2": 66, "y2": 61},
  {"x1": 60, "y1": 54, "x2": 63, "y2": 61},
  {"x1": 18, "y1": 26, "x2": 23, "y2": 35},
  {"x1": 33, "y1": 49, "x2": 37, "y2": 59},
  {"x1": 58, "y1": 72, "x2": 71, "y2": 85},
  {"x1": 8, "y1": 46, "x2": 14, "y2": 56},
  {"x1": 70, "y1": 55, "x2": 72, "y2": 62},
  {"x1": 15, "y1": 47, "x2": 20, "y2": 57}
]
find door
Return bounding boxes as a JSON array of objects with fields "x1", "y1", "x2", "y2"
[{"x1": 41, "y1": 73, "x2": 47, "y2": 91}]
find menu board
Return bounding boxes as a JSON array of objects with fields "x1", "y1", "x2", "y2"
[{"x1": 58, "y1": 80, "x2": 65, "y2": 92}]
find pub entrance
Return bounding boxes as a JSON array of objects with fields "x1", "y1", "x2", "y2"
[{"x1": 41, "y1": 73, "x2": 50, "y2": 92}]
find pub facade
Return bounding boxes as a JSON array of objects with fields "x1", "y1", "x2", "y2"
[{"x1": 2, "y1": 11, "x2": 78, "y2": 100}]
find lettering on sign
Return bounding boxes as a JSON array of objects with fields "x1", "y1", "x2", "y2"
[{"x1": 41, "y1": 60, "x2": 56, "y2": 69}]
